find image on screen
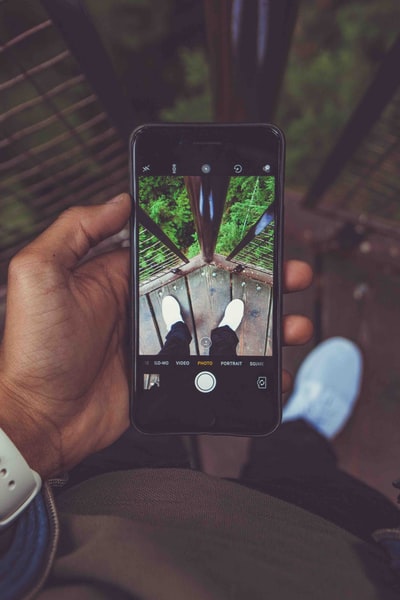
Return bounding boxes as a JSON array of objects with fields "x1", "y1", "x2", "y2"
[{"x1": 138, "y1": 174, "x2": 275, "y2": 358}]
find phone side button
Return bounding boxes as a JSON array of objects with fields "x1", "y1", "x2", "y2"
[{"x1": 194, "y1": 371, "x2": 216, "y2": 393}]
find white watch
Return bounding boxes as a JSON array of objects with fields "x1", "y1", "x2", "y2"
[{"x1": 0, "y1": 428, "x2": 42, "y2": 529}]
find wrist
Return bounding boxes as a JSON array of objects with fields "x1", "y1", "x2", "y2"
[
  {"x1": 0, "y1": 379, "x2": 62, "y2": 480},
  {"x1": 0, "y1": 427, "x2": 42, "y2": 528}
]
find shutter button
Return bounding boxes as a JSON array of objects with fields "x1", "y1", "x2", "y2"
[{"x1": 194, "y1": 371, "x2": 216, "y2": 393}]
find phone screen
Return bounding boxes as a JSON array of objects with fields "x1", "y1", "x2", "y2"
[{"x1": 130, "y1": 124, "x2": 284, "y2": 435}]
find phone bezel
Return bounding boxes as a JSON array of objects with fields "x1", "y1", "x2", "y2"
[{"x1": 129, "y1": 123, "x2": 285, "y2": 436}]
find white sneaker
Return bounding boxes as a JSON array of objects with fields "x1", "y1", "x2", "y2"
[
  {"x1": 282, "y1": 337, "x2": 363, "y2": 439},
  {"x1": 162, "y1": 296, "x2": 183, "y2": 331},
  {"x1": 218, "y1": 299, "x2": 244, "y2": 331}
]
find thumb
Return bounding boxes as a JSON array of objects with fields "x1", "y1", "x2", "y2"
[{"x1": 27, "y1": 193, "x2": 131, "y2": 271}]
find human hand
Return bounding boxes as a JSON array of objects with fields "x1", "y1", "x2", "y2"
[
  {"x1": 282, "y1": 260, "x2": 314, "y2": 392},
  {"x1": 0, "y1": 194, "x2": 131, "y2": 479},
  {"x1": 0, "y1": 193, "x2": 312, "y2": 478}
]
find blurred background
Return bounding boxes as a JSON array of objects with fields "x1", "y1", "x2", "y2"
[{"x1": 1, "y1": 0, "x2": 399, "y2": 501}]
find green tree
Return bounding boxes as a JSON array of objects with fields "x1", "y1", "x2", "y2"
[
  {"x1": 216, "y1": 176, "x2": 275, "y2": 256},
  {"x1": 277, "y1": 0, "x2": 400, "y2": 188},
  {"x1": 139, "y1": 176, "x2": 196, "y2": 251}
]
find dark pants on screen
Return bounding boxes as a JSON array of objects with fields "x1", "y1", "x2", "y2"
[{"x1": 158, "y1": 321, "x2": 239, "y2": 356}]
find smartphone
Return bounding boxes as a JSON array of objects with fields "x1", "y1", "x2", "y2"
[{"x1": 130, "y1": 123, "x2": 284, "y2": 436}]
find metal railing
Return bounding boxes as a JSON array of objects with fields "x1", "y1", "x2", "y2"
[
  {"x1": 184, "y1": 175, "x2": 229, "y2": 263},
  {"x1": 303, "y1": 35, "x2": 400, "y2": 240},
  {"x1": 0, "y1": 0, "x2": 134, "y2": 285},
  {"x1": 138, "y1": 224, "x2": 187, "y2": 285},
  {"x1": 227, "y1": 203, "x2": 275, "y2": 276},
  {"x1": 204, "y1": 0, "x2": 299, "y2": 121}
]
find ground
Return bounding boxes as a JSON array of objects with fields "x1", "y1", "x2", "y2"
[{"x1": 139, "y1": 259, "x2": 273, "y2": 356}]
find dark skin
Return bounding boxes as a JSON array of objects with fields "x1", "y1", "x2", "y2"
[{"x1": 0, "y1": 193, "x2": 313, "y2": 479}]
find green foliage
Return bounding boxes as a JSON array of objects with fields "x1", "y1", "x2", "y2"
[
  {"x1": 160, "y1": 47, "x2": 212, "y2": 122},
  {"x1": 277, "y1": 0, "x2": 400, "y2": 188},
  {"x1": 85, "y1": 0, "x2": 175, "y2": 67},
  {"x1": 139, "y1": 176, "x2": 196, "y2": 251},
  {"x1": 2, "y1": 0, "x2": 398, "y2": 274},
  {"x1": 138, "y1": 225, "x2": 169, "y2": 278},
  {"x1": 0, "y1": 198, "x2": 36, "y2": 244},
  {"x1": 85, "y1": 0, "x2": 209, "y2": 121},
  {"x1": 216, "y1": 176, "x2": 275, "y2": 256},
  {"x1": 186, "y1": 239, "x2": 200, "y2": 259},
  {"x1": 138, "y1": 175, "x2": 275, "y2": 276}
]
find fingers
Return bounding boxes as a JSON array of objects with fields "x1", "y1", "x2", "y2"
[
  {"x1": 282, "y1": 314, "x2": 313, "y2": 395},
  {"x1": 281, "y1": 261, "x2": 313, "y2": 394},
  {"x1": 282, "y1": 369, "x2": 293, "y2": 394},
  {"x1": 26, "y1": 194, "x2": 131, "y2": 271},
  {"x1": 79, "y1": 248, "x2": 131, "y2": 310},
  {"x1": 283, "y1": 314, "x2": 313, "y2": 346},
  {"x1": 283, "y1": 260, "x2": 313, "y2": 293}
]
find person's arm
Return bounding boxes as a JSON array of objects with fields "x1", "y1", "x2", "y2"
[
  {"x1": 0, "y1": 192, "x2": 313, "y2": 480},
  {"x1": 0, "y1": 194, "x2": 132, "y2": 598},
  {"x1": 0, "y1": 191, "x2": 313, "y2": 597},
  {"x1": 0, "y1": 194, "x2": 132, "y2": 481}
]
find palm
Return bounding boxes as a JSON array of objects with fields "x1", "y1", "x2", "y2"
[
  {"x1": 6, "y1": 250, "x2": 129, "y2": 425},
  {"x1": 0, "y1": 198, "x2": 132, "y2": 477}
]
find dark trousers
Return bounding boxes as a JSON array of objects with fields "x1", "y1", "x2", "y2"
[
  {"x1": 68, "y1": 419, "x2": 399, "y2": 543},
  {"x1": 158, "y1": 321, "x2": 192, "y2": 355},
  {"x1": 69, "y1": 321, "x2": 399, "y2": 541},
  {"x1": 239, "y1": 420, "x2": 400, "y2": 543},
  {"x1": 159, "y1": 322, "x2": 239, "y2": 356}
]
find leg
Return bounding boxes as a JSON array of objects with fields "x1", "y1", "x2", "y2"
[
  {"x1": 210, "y1": 325, "x2": 239, "y2": 355},
  {"x1": 159, "y1": 295, "x2": 192, "y2": 356},
  {"x1": 239, "y1": 338, "x2": 400, "y2": 541},
  {"x1": 210, "y1": 298, "x2": 244, "y2": 355},
  {"x1": 66, "y1": 428, "x2": 191, "y2": 491},
  {"x1": 159, "y1": 321, "x2": 192, "y2": 355},
  {"x1": 240, "y1": 420, "x2": 400, "y2": 542}
]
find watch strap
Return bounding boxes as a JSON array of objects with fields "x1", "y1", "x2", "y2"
[{"x1": 0, "y1": 428, "x2": 42, "y2": 529}]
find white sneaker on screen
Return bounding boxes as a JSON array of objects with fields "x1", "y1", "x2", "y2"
[
  {"x1": 162, "y1": 296, "x2": 184, "y2": 331},
  {"x1": 218, "y1": 299, "x2": 244, "y2": 331}
]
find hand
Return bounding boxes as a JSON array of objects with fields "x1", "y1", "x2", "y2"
[
  {"x1": 282, "y1": 260, "x2": 314, "y2": 392},
  {"x1": 0, "y1": 192, "x2": 312, "y2": 479},
  {"x1": 0, "y1": 194, "x2": 131, "y2": 479}
]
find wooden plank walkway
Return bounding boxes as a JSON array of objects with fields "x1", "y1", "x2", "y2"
[{"x1": 139, "y1": 263, "x2": 273, "y2": 356}]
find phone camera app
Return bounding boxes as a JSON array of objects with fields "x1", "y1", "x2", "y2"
[{"x1": 138, "y1": 174, "x2": 275, "y2": 359}]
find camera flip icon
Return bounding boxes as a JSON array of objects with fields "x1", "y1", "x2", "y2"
[{"x1": 256, "y1": 376, "x2": 267, "y2": 390}]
